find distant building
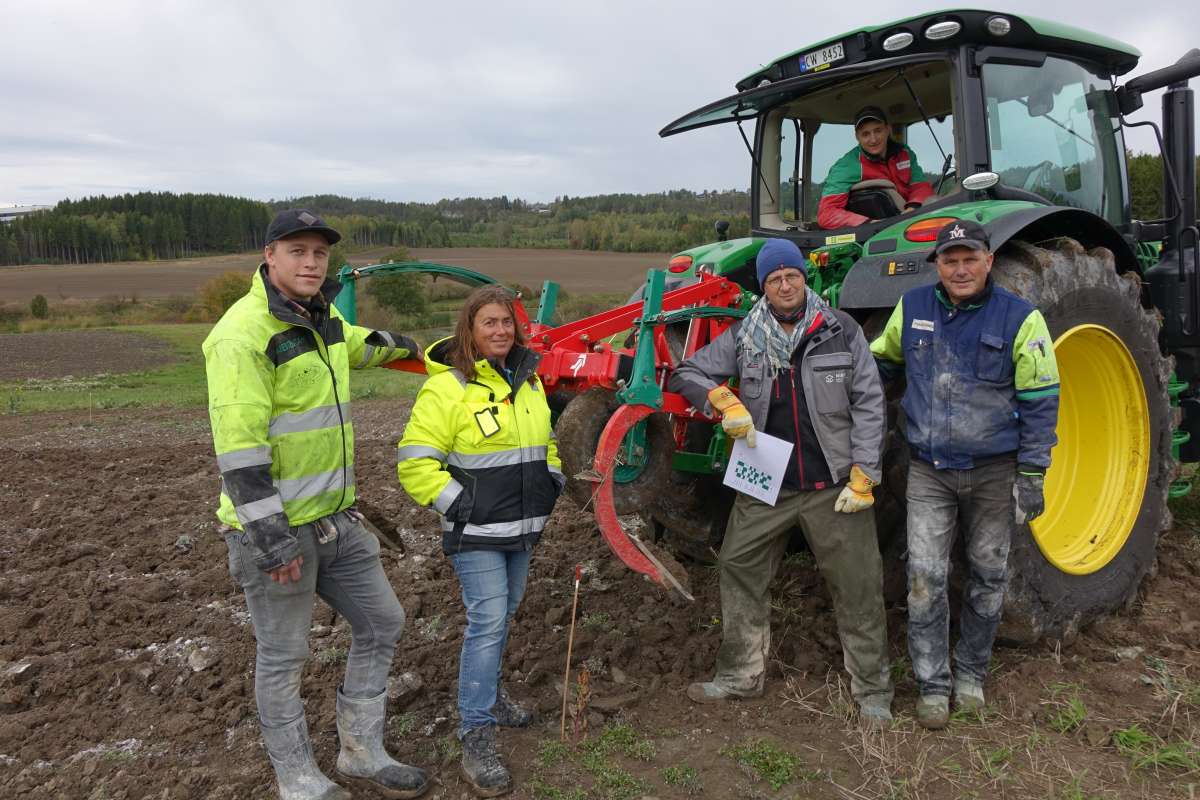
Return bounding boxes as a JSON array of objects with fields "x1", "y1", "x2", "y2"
[{"x1": 0, "y1": 205, "x2": 51, "y2": 223}]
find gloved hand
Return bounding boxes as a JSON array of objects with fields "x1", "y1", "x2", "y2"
[
  {"x1": 1014, "y1": 466, "x2": 1046, "y2": 525},
  {"x1": 834, "y1": 464, "x2": 877, "y2": 513},
  {"x1": 707, "y1": 385, "x2": 756, "y2": 447}
]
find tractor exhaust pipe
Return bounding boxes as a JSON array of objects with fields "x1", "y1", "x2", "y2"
[{"x1": 1162, "y1": 51, "x2": 1199, "y2": 254}]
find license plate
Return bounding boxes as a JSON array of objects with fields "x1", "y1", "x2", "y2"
[{"x1": 799, "y1": 42, "x2": 845, "y2": 73}]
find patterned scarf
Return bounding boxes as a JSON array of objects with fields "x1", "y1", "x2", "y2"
[{"x1": 736, "y1": 287, "x2": 826, "y2": 372}]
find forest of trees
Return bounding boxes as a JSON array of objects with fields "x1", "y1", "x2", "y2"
[
  {"x1": 0, "y1": 193, "x2": 270, "y2": 265},
  {"x1": 0, "y1": 155, "x2": 1195, "y2": 267}
]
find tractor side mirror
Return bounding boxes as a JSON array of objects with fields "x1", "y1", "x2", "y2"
[
  {"x1": 1027, "y1": 88, "x2": 1054, "y2": 117},
  {"x1": 715, "y1": 220, "x2": 730, "y2": 241}
]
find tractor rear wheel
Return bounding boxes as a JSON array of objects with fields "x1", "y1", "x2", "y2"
[{"x1": 988, "y1": 238, "x2": 1174, "y2": 643}]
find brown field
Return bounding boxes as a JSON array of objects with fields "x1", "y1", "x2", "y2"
[{"x1": 0, "y1": 247, "x2": 672, "y2": 303}]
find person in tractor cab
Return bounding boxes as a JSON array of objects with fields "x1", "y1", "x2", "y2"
[
  {"x1": 204, "y1": 209, "x2": 429, "y2": 800},
  {"x1": 669, "y1": 238, "x2": 894, "y2": 731},
  {"x1": 870, "y1": 219, "x2": 1060, "y2": 731},
  {"x1": 817, "y1": 105, "x2": 934, "y2": 229},
  {"x1": 396, "y1": 284, "x2": 564, "y2": 798}
]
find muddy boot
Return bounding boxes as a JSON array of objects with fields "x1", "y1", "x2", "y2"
[
  {"x1": 461, "y1": 725, "x2": 512, "y2": 797},
  {"x1": 335, "y1": 689, "x2": 430, "y2": 799},
  {"x1": 493, "y1": 685, "x2": 532, "y2": 728},
  {"x1": 916, "y1": 695, "x2": 949, "y2": 730},
  {"x1": 953, "y1": 676, "x2": 985, "y2": 713},
  {"x1": 261, "y1": 717, "x2": 352, "y2": 800}
]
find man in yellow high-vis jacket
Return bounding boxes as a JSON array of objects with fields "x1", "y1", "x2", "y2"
[{"x1": 204, "y1": 209, "x2": 429, "y2": 800}]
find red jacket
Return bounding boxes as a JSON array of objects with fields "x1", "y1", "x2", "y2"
[{"x1": 817, "y1": 141, "x2": 933, "y2": 229}]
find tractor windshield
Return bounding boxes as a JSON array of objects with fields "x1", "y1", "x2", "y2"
[
  {"x1": 758, "y1": 59, "x2": 955, "y2": 231},
  {"x1": 982, "y1": 56, "x2": 1128, "y2": 225}
]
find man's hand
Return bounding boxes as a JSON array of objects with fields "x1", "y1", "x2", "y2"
[
  {"x1": 834, "y1": 464, "x2": 877, "y2": 513},
  {"x1": 903, "y1": 201, "x2": 922, "y2": 212},
  {"x1": 1014, "y1": 466, "x2": 1046, "y2": 525},
  {"x1": 268, "y1": 556, "x2": 304, "y2": 585},
  {"x1": 707, "y1": 386, "x2": 756, "y2": 447}
]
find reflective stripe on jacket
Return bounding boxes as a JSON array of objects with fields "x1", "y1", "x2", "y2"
[
  {"x1": 397, "y1": 337, "x2": 562, "y2": 554},
  {"x1": 669, "y1": 309, "x2": 885, "y2": 485},
  {"x1": 204, "y1": 266, "x2": 415, "y2": 569},
  {"x1": 870, "y1": 280, "x2": 1060, "y2": 469}
]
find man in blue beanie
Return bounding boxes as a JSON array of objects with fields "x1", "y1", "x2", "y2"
[{"x1": 670, "y1": 238, "x2": 893, "y2": 730}]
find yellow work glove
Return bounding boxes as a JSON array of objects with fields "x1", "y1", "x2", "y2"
[
  {"x1": 834, "y1": 464, "x2": 877, "y2": 513},
  {"x1": 707, "y1": 385, "x2": 756, "y2": 448}
]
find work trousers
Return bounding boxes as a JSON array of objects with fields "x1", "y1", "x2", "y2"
[
  {"x1": 449, "y1": 548, "x2": 533, "y2": 737},
  {"x1": 905, "y1": 457, "x2": 1015, "y2": 696},
  {"x1": 225, "y1": 510, "x2": 406, "y2": 730},
  {"x1": 713, "y1": 487, "x2": 892, "y2": 706}
]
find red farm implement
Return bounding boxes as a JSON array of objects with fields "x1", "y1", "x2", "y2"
[{"x1": 334, "y1": 261, "x2": 749, "y2": 600}]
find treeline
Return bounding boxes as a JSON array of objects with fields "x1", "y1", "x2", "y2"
[
  {"x1": 4, "y1": 157, "x2": 1196, "y2": 267},
  {"x1": 280, "y1": 189, "x2": 750, "y2": 252},
  {"x1": 0, "y1": 193, "x2": 270, "y2": 265}
]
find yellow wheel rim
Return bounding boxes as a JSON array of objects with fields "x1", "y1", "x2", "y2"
[{"x1": 1035, "y1": 324, "x2": 1148, "y2": 574}]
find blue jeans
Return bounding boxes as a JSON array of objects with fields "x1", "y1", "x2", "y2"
[
  {"x1": 225, "y1": 510, "x2": 406, "y2": 729},
  {"x1": 449, "y1": 548, "x2": 532, "y2": 736},
  {"x1": 905, "y1": 457, "x2": 1015, "y2": 696}
]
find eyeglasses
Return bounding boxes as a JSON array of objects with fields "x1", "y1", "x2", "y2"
[{"x1": 764, "y1": 271, "x2": 805, "y2": 289}]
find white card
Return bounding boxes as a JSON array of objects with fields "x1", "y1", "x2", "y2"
[{"x1": 722, "y1": 430, "x2": 794, "y2": 506}]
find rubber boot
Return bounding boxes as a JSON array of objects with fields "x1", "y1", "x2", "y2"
[
  {"x1": 260, "y1": 717, "x2": 351, "y2": 800},
  {"x1": 461, "y1": 725, "x2": 512, "y2": 797},
  {"x1": 335, "y1": 689, "x2": 430, "y2": 799},
  {"x1": 493, "y1": 685, "x2": 532, "y2": 728}
]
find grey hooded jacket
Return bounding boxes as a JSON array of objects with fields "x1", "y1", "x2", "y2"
[{"x1": 669, "y1": 309, "x2": 885, "y2": 484}]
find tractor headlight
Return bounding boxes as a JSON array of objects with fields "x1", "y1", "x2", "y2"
[
  {"x1": 882, "y1": 32, "x2": 914, "y2": 52},
  {"x1": 986, "y1": 16, "x2": 1012, "y2": 36},
  {"x1": 925, "y1": 20, "x2": 961, "y2": 41}
]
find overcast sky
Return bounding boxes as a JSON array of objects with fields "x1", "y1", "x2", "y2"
[{"x1": 3, "y1": 1, "x2": 1198, "y2": 206}]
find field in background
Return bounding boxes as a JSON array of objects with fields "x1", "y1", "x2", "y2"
[{"x1": 0, "y1": 246, "x2": 671, "y2": 303}]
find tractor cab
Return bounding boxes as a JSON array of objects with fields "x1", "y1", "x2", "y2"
[{"x1": 661, "y1": 10, "x2": 1139, "y2": 278}]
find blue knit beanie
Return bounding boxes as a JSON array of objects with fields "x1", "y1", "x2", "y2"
[{"x1": 755, "y1": 238, "x2": 808, "y2": 288}]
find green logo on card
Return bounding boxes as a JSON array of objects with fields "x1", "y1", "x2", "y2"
[{"x1": 734, "y1": 459, "x2": 772, "y2": 491}]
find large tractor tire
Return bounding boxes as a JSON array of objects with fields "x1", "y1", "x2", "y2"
[
  {"x1": 556, "y1": 388, "x2": 675, "y2": 516},
  {"x1": 990, "y1": 238, "x2": 1174, "y2": 643}
]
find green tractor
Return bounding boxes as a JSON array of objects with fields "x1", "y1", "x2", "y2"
[{"x1": 647, "y1": 9, "x2": 1200, "y2": 642}]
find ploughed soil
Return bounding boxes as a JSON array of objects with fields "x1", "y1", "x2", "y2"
[
  {"x1": 0, "y1": 331, "x2": 175, "y2": 381},
  {"x1": 1, "y1": 402, "x2": 1199, "y2": 798}
]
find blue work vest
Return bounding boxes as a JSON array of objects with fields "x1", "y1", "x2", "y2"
[{"x1": 899, "y1": 283, "x2": 1036, "y2": 470}]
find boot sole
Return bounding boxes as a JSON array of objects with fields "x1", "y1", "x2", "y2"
[
  {"x1": 338, "y1": 772, "x2": 431, "y2": 799},
  {"x1": 460, "y1": 764, "x2": 513, "y2": 798}
]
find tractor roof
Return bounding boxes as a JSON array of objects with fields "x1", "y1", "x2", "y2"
[{"x1": 736, "y1": 9, "x2": 1140, "y2": 92}]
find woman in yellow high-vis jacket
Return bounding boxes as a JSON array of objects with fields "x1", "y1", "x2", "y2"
[{"x1": 397, "y1": 284, "x2": 562, "y2": 797}]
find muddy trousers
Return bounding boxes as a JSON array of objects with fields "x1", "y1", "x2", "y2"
[
  {"x1": 713, "y1": 488, "x2": 892, "y2": 705},
  {"x1": 905, "y1": 457, "x2": 1015, "y2": 696},
  {"x1": 225, "y1": 511, "x2": 406, "y2": 730}
]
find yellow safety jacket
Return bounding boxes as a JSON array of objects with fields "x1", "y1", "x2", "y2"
[
  {"x1": 397, "y1": 337, "x2": 562, "y2": 554},
  {"x1": 204, "y1": 266, "x2": 416, "y2": 570}
]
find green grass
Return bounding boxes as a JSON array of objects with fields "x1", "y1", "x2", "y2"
[
  {"x1": 0, "y1": 323, "x2": 424, "y2": 415},
  {"x1": 661, "y1": 764, "x2": 703, "y2": 795},
  {"x1": 721, "y1": 738, "x2": 818, "y2": 791},
  {"x1": 1049, "y1": 694, "x2": 1087, "y2": 733},
  {"x1": 1112, "y1": 723, "x2": 1200, "y2": 771}
]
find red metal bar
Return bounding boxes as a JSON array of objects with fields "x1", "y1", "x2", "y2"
[{"x1": 590, "y1": 403, "x2": 663, "y2": 584}]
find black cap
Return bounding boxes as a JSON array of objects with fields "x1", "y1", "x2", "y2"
[
  {"x1": 266, "y1": 209, "x2": 341, "y2": 246},
  {"x1": 927, "y1": 219, "x2": 991, "y2": 261},
  {"x1": 854, "y1": 105, "x2": 887, "y2": 129}
]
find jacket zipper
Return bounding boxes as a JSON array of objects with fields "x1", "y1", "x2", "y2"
[{"x1": 788, "y1": 366, "x2": 805, "y2": 487}]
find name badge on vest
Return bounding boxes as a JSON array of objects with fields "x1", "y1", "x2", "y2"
[
  {"x1": 911, "y1": 319, "x2": 935, "y2": 332},
  {"x1": 475, "y1": 407, "x2": 501, "y2": 438}
]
